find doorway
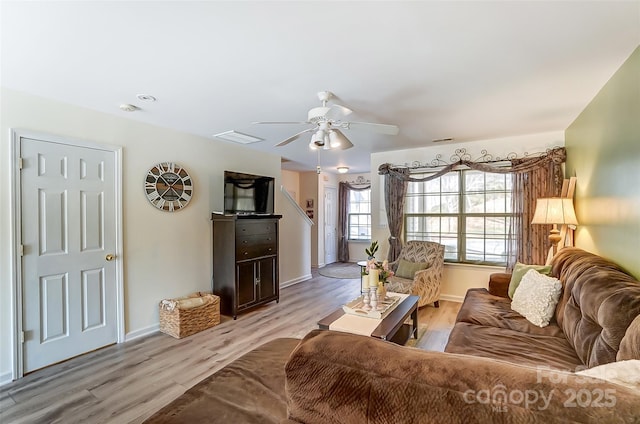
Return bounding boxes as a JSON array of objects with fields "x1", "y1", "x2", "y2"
[
  {"x1": 12, "y1": 130, "x2": 123, "y2": 376},
  {"x1": 324, "y1": 186, "x2": 337, "y2": 264}
]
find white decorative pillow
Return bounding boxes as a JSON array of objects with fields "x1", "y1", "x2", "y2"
[
  {"x1": 511, "y1": 269, "x2": 562, "y2": 327},
  {"x1": 576, "y1": 360, "x2": 640, "y2": 392}
]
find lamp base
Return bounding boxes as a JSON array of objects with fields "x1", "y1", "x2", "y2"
[{"x1": 546, "y1": 225, "x2": 562, "y2": 265}]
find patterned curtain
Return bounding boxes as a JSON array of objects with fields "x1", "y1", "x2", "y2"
[
  {"x1": 383, "y1": 168, "x2": 409, "y2": 262},
  {"x1": 378, "y1": 147, "x2": 566, "y2": 268},
  {"x1": 338, "y1": 183, "x2": 350, "y2": 262},
  {"x1": 508, "y1": 156, "x2": 564, "y2": 268},
  {"x1": 337, "y1": 181, "x2": 371, "y2": 262}
]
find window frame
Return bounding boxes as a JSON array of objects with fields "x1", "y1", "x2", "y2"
[
  {"x1": 347, "y1": 188, "x2": 372, "y2": 241},
  {"x1": 403, "y1": 168, "x2": 514, "y2": 266}
]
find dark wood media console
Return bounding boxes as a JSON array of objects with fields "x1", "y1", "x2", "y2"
[{"x1": 211, "y1": 213, "x2": 282, "y2": 319}]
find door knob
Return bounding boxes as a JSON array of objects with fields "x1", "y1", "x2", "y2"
[{"x1": 106, "y1": 254, "x2": 115, "y2": 261}]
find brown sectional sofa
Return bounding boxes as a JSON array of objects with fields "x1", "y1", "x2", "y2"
[
  {"x1": 146, "y1": 248, "x2": 640, "y2": 423},
  {"x1": 446, "y1": 248, "x2": 640, "y2": 370}
]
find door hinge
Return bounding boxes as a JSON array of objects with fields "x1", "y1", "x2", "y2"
[
  {"x1": 18, "y1": 157, "x2": 23, "y2": 170},
  {"x1": 19, "y1": 244, "x2": 24, "y2": 256},
  {"x1": 20, "y1": 331, "x2": 25, "y2": 344}
]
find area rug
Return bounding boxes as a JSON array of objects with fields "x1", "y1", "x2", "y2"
[{"x1": 318, "y1": 262, "x2": 361, "y2": 279}]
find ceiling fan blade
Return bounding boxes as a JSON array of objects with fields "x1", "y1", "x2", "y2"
[
  {"x1": 346, "y1": 121, "x2": 400, "y2": 135},
  {"x1": 275, "y1": 127, "x2": 315, "y2": 147},
  {"x1": 252, "y1": 121, "x2": 310, "y2": 125},
  {"x1": 324, "y1": 104, "x2": 353, "y2": 120}
]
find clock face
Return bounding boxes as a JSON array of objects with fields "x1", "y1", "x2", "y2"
[{"x1": 145, "y1": 162, "x2": 193, "y2": 212}]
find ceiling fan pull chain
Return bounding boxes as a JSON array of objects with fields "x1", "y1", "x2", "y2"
[{"x1": 316, "y1": 150, "x2": 322, "y2": 174}]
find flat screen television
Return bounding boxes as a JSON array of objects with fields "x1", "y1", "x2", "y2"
[{"x1": 224, "y1": 171, "x2": 275, "y2": 215}]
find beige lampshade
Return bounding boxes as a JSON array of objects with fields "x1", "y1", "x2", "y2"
[{"x1": 531, "y1": 198, "x2": 578, "y2": 226}]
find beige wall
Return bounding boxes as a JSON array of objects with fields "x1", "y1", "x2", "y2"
[
  {"x1": 281, "y1": 170, "x2": 300, "y2": 204},
  {"x1": 0, "y1": 88, "x2": 289, "y2": 381},
  {"x1": 278, "y1": 188, "x2": 313, "y2": 287},
  {"x1": 370, "y1": 131, "x2": 565, "y2": 299},
  {"x1": 279, "y1": 169, "x2": 312, "y2": 285},
  {"x1": 299, "y1": 172, "x2": 319, "y2": 267},
  {"x1": 565, "y1": 46, "x2": 640, "y2": 278}
]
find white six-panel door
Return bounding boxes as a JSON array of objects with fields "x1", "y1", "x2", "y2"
[
  {"x1": 21, "y1": 137, "x2": 118, "y2": 373},
  {"x1": 324, "y1": 187, "x2": 337, "y2": 264}
]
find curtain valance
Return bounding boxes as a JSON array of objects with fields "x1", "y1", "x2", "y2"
[
  {"x1": 341, "y1": 181, "x2": 371, "y2": 191},
  {"x1": 378, "y1": 147, "x2": 566, "y2": 181},
  {"x1": 377, "y1": 146, "x2": 567, "y2": 267}
]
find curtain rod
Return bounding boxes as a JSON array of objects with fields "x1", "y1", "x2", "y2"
[
  {"x1": 342, "y1": 176, "x2": 371, "y2": 185},
  {"x1": 386, "y1": 147, "x2": 560, "y2": 172}
]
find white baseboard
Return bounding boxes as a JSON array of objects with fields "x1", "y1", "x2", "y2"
[
  {"x1": 125, "y1": 324, "x2": 160, "y2": 342},
  {"x1": 281, "y1": 274, "x2": 312, "y2": 288},
  {"x1": 439, "y1": 294, "x2": 465, "y2": 303},
  {"x1": 0, "y1": 371, "x2": 14, "y2": 388}
]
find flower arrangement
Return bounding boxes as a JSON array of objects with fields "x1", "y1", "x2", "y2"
[
  {"x1": 364, "y1": 241, "x2": 394, "y2": 284},
  {"x1": 367, "y1": 258, "x2": 394, "y2": 284}
]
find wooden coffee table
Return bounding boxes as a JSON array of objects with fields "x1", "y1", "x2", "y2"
[{"x1": 317, "y1": 295, "x2": 419, "y2": 345}]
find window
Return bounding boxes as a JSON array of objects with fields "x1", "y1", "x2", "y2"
[
  {"x1": 348, "y1": 189, "x2": 371, "y2": 240},
  {"x1": 404, "y1": 169, "x2": 513, "y2": 265}
]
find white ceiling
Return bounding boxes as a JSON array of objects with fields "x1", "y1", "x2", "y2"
[{"x1": 2, "y1": 1, "x2": 639, "y2": 174}]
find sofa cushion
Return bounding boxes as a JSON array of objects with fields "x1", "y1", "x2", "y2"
[
  {"x1": 286, "y1": 330, "x2": 640, "y2": 424},
  {"x1": 511, "y1": 269, "x2": 562, "y2": 327},
  {"x1": 144, "y1": 337, "x2": 300, "y2": 424},
  {"x1": 395, "y1": 258, "x2": 428, "y2": 279},
  {"x1": 618, "y1": 314, "x2": 640, "y2": 361},
  {"x1": 550, "y1": 248, "x2": 640, "y2": 367},
  {"x1": 488, "y1": 272, "x2": 511, "y2": 298},
  {"x1": 445, "y1": 322, "x2": 583, "y2": 371},
  {"x1": 454, "y1": 288, "x2": 564, "y2": 337},
  {"x1": 508, "y1": 262, "x2": 552, "y2": 299}
]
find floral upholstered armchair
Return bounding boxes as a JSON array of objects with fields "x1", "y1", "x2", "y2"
[{"x1": 386, "y1": 241, "x2": 445, "y2": 308}]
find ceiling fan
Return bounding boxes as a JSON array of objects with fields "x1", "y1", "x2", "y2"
[{"x1": 253, "y1": 91, "x2": 400, "y2": 150}]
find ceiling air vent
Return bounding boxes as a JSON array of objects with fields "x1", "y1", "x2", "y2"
[{"x1": 213, "y1": 131, "x2": 263, "y2": 144}]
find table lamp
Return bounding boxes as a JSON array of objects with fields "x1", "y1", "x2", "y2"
[{"x1": 531, "y1": 197, "x2": 578, "y2": 254}]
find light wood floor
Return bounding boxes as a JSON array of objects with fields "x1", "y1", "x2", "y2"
[{"x1": 0, "y1": 270, "x2": 461, "y2": 424}]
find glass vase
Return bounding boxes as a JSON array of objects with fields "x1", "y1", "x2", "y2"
[{"x1": 377, "y1": 282, "x2": 387, "y2": 301}]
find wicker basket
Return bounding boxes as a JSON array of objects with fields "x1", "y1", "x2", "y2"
[{"x1": 159, "y1": 292, "x2": 220, "y2": 339}]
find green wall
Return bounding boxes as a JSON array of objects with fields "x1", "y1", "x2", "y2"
[{"x1": 565, "y1": 46, "x2": 640, "y2": 278}]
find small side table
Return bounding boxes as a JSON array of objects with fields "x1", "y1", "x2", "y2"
[{"x1": 357, "y1": 260, "x2": 368, "y2": 293}]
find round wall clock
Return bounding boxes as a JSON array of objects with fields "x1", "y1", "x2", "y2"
[{"x1": 144, "y1": 162, "x2": 193, "y2": 212}]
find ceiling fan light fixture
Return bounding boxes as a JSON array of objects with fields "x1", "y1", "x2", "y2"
[
  {"x1": 323, "y1": 133, "x2": 331, "y2": 150},
  {"x1": 256, "y1": 91, "x2": 398, "y2": 155},
  {"x1": 310, "y1": 130, "x2": 326, "y2": 148},
  {"x1": 328, "y1": 129, "x2": 348, "y2": 148}
]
